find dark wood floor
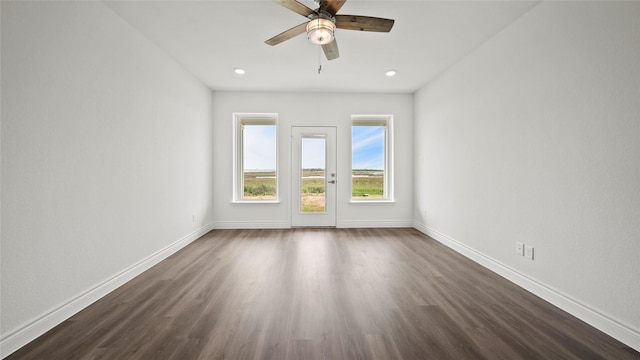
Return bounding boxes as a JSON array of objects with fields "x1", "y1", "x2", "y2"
[{"x1": 7, "y1": 228, "x2": 639, "y2": 359}]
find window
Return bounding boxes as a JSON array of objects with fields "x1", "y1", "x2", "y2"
[
  {"x1": 351, "y1": 115, "x2": 393, "y2": 201},
  {"x1": 233, "y1": 113, "x2": 278, "y2": 202}
]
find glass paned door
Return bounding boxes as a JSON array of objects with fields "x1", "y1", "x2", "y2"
[{"x1": 291, "y1": 126, "x2": 336, "y2": 227}]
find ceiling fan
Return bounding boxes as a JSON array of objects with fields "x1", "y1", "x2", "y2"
[{"x1": 265, "y1": 0, "x2": 395, "y2": 61}]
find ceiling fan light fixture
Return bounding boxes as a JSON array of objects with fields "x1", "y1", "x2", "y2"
[{"x1": 306, "y1": 18, "x2": 335, "y2": 45}]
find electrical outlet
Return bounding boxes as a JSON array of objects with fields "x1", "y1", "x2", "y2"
[
  {"x1": 525, "y1": 245, "x2": 534, "y2": 260},
  {"x1": 516, "y1": 242, "x2": 524, "y2": 256}
]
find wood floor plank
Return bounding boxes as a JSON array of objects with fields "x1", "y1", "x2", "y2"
[{"x1": 6, "y1": 228, "x2": 639, "y2": 360}]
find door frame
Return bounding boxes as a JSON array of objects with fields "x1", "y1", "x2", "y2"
[{"x1": 291, "y1": 126, "x2": 337, "y2": 227}]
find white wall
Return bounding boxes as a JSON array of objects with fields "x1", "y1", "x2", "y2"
[
  {"x1": 414, "y1": 1, "x2": 640, "y2": 350},
  {"x1": 0, "y1": 1, "x2": 214, "y2": 355},
  {"x1": 212, "y1": 92, "x2": 414, "y2": 229}
]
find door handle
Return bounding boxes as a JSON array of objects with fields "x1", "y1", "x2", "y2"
[{"x1": 328, "y1": 180, "x2": 336, "y2": 184}]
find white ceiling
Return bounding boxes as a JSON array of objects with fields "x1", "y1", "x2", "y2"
[{"x1": 105, "y1": 0, "x2": 538, "y2": 93}]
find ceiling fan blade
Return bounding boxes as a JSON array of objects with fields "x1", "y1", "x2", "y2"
[
  {"x1": 320, "y1": 0, "x2": 347, "y2": 16},
  {"x1": 273, "y1": 0, "x2": 316, "y2": 18},
  {"x1": 335, "y1": 15, "x2": 395, "y2": 32},
  {"x1": 265, "y1": 22, "x2": 308, "y2": 46},
  {"x1": 322, "y1": 39, "x2": 340, "y2": 61}
]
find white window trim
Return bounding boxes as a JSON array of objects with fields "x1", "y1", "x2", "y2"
[
  {"x1": 232, "y1": 113, "x2": 279, "y2": 203},
  {"x1": 350, "y1": 114, "x2": 394, "y2": 203}
]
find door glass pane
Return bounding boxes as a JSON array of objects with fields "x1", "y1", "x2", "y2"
[{"x1": 301, "y1": 136, "x2": 326, "y2": 213}]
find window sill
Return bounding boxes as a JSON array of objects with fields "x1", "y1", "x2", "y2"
[
  {"x1": 232, "y1": 200, "x2": 281, "y2": 204},
  {"x1": 349, "y1": 199, "x2": 396, "y2": 204}
]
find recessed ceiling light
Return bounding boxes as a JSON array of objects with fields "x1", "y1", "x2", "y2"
[
  {"x1": 385, "y1": 70, "x2": 397, "y2": 77},
  {"x1": 234, "y1": 68, "x2": 246, "y2": 75}
]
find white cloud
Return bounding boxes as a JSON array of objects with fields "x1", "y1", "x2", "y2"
[{"x1": 352, "y1": 126, "x2": 384, "y2": 169}]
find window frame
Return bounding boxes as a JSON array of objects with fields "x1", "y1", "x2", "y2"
[
  {"x1": 350, "y1": 114, "x2": 394, "y2": 203},
  {"x1": 232, "y1": 113, "x2": 279, "y2": 203}
]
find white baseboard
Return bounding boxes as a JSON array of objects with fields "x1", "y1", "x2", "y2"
[
  {"x1": 337, "y1": 220, "x2": 414, "y2": 228},
  {"x1": 212, "y1": 220, "x2": 290, "y2": 229},
  {"x1": 413, "y1": 221, "x2": 640, "y2": 353},
  {"x1": 214, "y1": 220, "x2": 414, "y2": 229},
  {"x1": 0, "y1": 222, "x2": 215, "y2": 359}
]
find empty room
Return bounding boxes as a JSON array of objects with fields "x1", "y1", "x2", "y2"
[{"x1": 1, "y1": 0, "x2": 639, "y2": 359}]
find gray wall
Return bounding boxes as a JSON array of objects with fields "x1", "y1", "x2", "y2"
[{"x1": 414, "y1": 1, "x2": 640, "y2": 348}]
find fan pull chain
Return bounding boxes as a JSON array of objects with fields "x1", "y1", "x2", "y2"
[{"x1": 318, "y1": 45, "x2": 322, "y2": 74}]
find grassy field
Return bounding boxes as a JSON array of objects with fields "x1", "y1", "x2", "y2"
[
  {"x1": 300, "y1": 170, "x2": 326, "y2": 212},
  {"x1": 243, "y1": 172, "x2": 277, "y2": 200},
  {"x1": 243, "y1": 170, "x2": 384, "y2": 209},
  {"x1": 352, "y1": 170, "x2": 384, "y2": 199}
]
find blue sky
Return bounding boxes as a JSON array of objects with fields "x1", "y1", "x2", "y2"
[
  {"x1": 352, "y1": 125, "x2": 384, "y2": 170},
  {"x1": 302, "y1": 138, "x2": 326, "y2": 169},
  {"x1": 243, "y1": 125, "x2": 384, "y2": 171},
  {"x1": 243, "y1": 125, "x2": 276, "y2": 171}
]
